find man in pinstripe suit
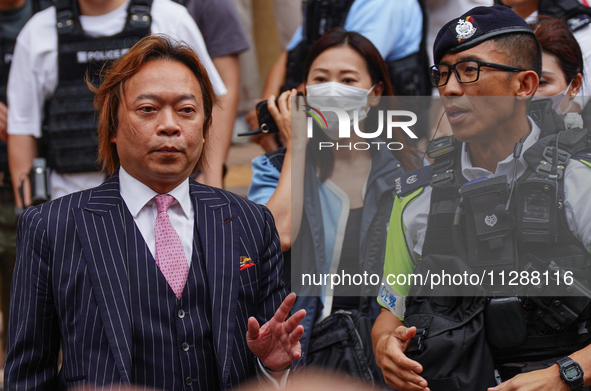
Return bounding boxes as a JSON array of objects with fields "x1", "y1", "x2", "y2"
[{"x1": 5, "y1": 34, "x2": 305, "y2": 390}]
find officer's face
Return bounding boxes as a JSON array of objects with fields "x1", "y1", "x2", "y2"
[
  {"x1": 112, "y1": 59, "x2": 205, "y2": 194},
  {"x1": 438, "y1": 40, "x2": 525, "y2": 144}
]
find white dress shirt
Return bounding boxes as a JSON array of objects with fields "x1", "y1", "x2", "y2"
[
  {"x1": 119, "y1": 167, "x2": 291, "y2": 385},
  {"x1": 119, "y1": 167, "x2": 194, "y2": 266}
]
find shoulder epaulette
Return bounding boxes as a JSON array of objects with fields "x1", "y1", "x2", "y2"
[
  {"x1": 572, "y1": 151, "x2": 591, "y2": 167},
  {"x1": 568, "y1": 14, "x2": 591, "y2": 32},
  {"x1": 393, "y1": 165, "x2": 432, "y2": 197}
]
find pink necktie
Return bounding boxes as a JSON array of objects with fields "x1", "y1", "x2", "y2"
[{"x1": 154, "y1": 194, "x2": 189, "y2": 299}]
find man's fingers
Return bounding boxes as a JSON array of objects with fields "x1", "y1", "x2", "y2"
[
  {"x1": 393, "y1": 325, "x2": 417, "y2": 342},
  {"x1": 381, "y1": 357, "x2": 428, "y2": 391},
  {"x1": 288, "y1": 324, "x2": 305, "y2": 346},
  {"x1": 383, "y1": 371, "x2": 430, "y2": 391},
  {"x1": 381, "y1": 353, "x2": 426, "y2": 383},
  {"x1": 380, "y1": 331, "x2": 424, "y2": 374},
  {"x1": 283, "y1": 308, "x2": 306, "y2": 333},
  {"x1": 290, "y1": 341, "x2": 302, "y2": 359},
  {"x1": 389, "y1": 348, "x2": 423, "y2": 374},
  {"x1": 246, "y1": 316, "x2": 260, "y2": 340},
  {"x1": 272, "y1": 292, "x2": 297, "y2": 323},
  {"x1": 488, "y1": 382, "x2": 507, "y2": 391}
]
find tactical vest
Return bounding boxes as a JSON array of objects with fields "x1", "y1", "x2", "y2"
[
  {"x1": 0, "y1": 0, "x2": 52, "y2": 173},
  {"x1": 414, "y1": 100, "x2": 591, "y2": 362},
  {"x1": 283, "y1": 0, "x2": 355, "y2": 91},
  {"x1": 42, "y1": 0, "x2": 152, "y2": 173},
  {"x1": 538, "y1": 0, "x2": 591, "y2": 32},
  {"x1": 283, "y1": 0, "x2": 431, "y2": 101}
]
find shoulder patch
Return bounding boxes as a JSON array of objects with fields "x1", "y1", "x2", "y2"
[
  {"x1": 573, "y1": 151, "x2": 591, "y2": 168},
  {"x1": 568, "y1": 14, "x2": 591, "y2": 32},
  {"x1": 392, "y1": 165, "x2": 432, "y2": 197}
]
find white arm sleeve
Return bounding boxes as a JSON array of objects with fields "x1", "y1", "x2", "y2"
[{"x1": 151, "y1": 0, "x2": 227, "y2": 96}]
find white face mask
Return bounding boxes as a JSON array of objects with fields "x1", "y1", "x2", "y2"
[
  {"x1": 533, "y1": 79, "x2": 574, "y2": 116},
  {"x1": 306, "y1": 82, "x2": 375, "y2": 140}
]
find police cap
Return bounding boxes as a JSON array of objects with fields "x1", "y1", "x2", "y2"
[{"x1": 433, "y1": 5, "x2": 535, "y2": 65}]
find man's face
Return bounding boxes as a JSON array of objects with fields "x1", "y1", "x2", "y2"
[
  {"x1": 112, "y1": 59, "x2": 205, "y2": 193},
  {"x1": 438, "y1": 40, "x2": 523, "y2": 143}
]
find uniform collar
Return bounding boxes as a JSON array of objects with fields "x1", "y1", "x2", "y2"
[
  {"x1": 119, "y1": 166, "x2": 192, "y2": 219},
  {"x1": 460, "y1": 117, "x2": 541, "y2": 182}
]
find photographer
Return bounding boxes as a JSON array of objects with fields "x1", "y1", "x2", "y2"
[{"x1": 248, "y1": 28, "x2": 420, "y2": 384}]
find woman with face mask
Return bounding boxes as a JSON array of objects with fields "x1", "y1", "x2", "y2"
[
  {"x1": 247, "y1": 28, "x2": 421, "y2": 384},
  {"x1": 533, "y1": 16, "x2": 584, "y2": 116}
]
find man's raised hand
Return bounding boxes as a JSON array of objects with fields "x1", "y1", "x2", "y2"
[{"x1": 246, "y1": 292, "x2": 306, "y2": 371}]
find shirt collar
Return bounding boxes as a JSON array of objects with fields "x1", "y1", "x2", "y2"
[
  {"x1": 460, "y1": 117, "x2": 541, "y2": 182},
  {"x1": 524, "y1": 10, "x2": 538, "y2": 24},
  {"x1": 119, "y1": 166, "x2": 192, "y2": 219}
]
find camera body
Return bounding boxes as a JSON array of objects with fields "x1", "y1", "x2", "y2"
[
  {"x1": 255, "y1": 99, "x2": 280, "y2": 135},
  {"x1": 238, "y1": 93, "x2": 304, "y2": 137}
]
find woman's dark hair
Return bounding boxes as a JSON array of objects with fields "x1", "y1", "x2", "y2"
[
  {"x1": 302, "y1": 27, "x2": 420, "y2": 180},
  {"x1": 303, "y1": 28, "x2": 395, "y2": 96},
  {"x1": 533, "y1": 16, "x2": 584, "y2": 84}
]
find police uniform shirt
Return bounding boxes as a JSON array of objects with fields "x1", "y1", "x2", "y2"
[
  {"x1": 286, "y1": 0, "x2": 423, "y2": 62},
  {"x1": 6, "y1": 0, "x2": 227, "y2": 199},
  {"x1": 379, "y1": 119, "x2": 591, "y2": 318}
]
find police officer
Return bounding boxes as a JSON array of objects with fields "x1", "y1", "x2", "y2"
[
  {"x1": 0, "y1": 0, "x2": 50, "y2": 361},
  {"x1": 372, "y1": 6, "x2": 591, "y2": 391},
  {"x1": 6, "y1": 0, "x2": 225, "y2": 209}
]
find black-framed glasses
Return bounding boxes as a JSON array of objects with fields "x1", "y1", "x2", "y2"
[{"x1": 430, "y1": 60, "x2": 525, "y2": 87}]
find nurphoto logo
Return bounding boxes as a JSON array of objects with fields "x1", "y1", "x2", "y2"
[{"x1": 303, "y1": 102, "x2": 419, "y2": 151}]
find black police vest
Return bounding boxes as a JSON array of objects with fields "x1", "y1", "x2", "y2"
[
  {"x1": 538, "y1": 0, "x2": 591, "y2": 32},
  {"x1": 42, "y1": 0, "x2": 152, "y2": 173},
  {"x1": 0, "y1": 0, "x2": 51, "y2": 172},
  {"x1": 283, "y1": 0, "x2": 355, "y2": 91},
  {"x1": 419, "y1": 101, "x2": 591, "y2": 362}
]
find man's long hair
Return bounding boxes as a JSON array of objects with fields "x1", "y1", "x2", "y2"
[{"x1": 88, "y1": 34, "x2": 219, "y2": 175}]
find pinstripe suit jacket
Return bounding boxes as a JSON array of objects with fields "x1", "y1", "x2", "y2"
[{"x1": 5, "y1": 173, "x2": 287, "y2": 390}]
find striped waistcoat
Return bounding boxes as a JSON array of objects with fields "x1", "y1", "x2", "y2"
[{"x1": 125, "y1": 211, "x2": 219, "y2": 390}]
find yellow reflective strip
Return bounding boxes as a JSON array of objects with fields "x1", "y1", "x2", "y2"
[
  {"x1": 579, "y1": 159, "x2": 591, "y2": 170},
  {"x1": 383, "y1": 188, "x2": 423, "y2": 297}
]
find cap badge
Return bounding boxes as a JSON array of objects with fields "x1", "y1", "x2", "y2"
[
  {"x1": 456, "y1": 16, "x2": 477, "y2": 41},
  {"x1": 484, "y1": 214, "x2": 498, "y2": 227}
]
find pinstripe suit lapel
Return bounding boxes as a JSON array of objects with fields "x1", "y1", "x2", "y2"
[
  {"x1": 190, "y1": 181, "x2": 240, "y2": 388},
  {"x1": 73, "y1": 174, "x2": 133, "y2": 384}
]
